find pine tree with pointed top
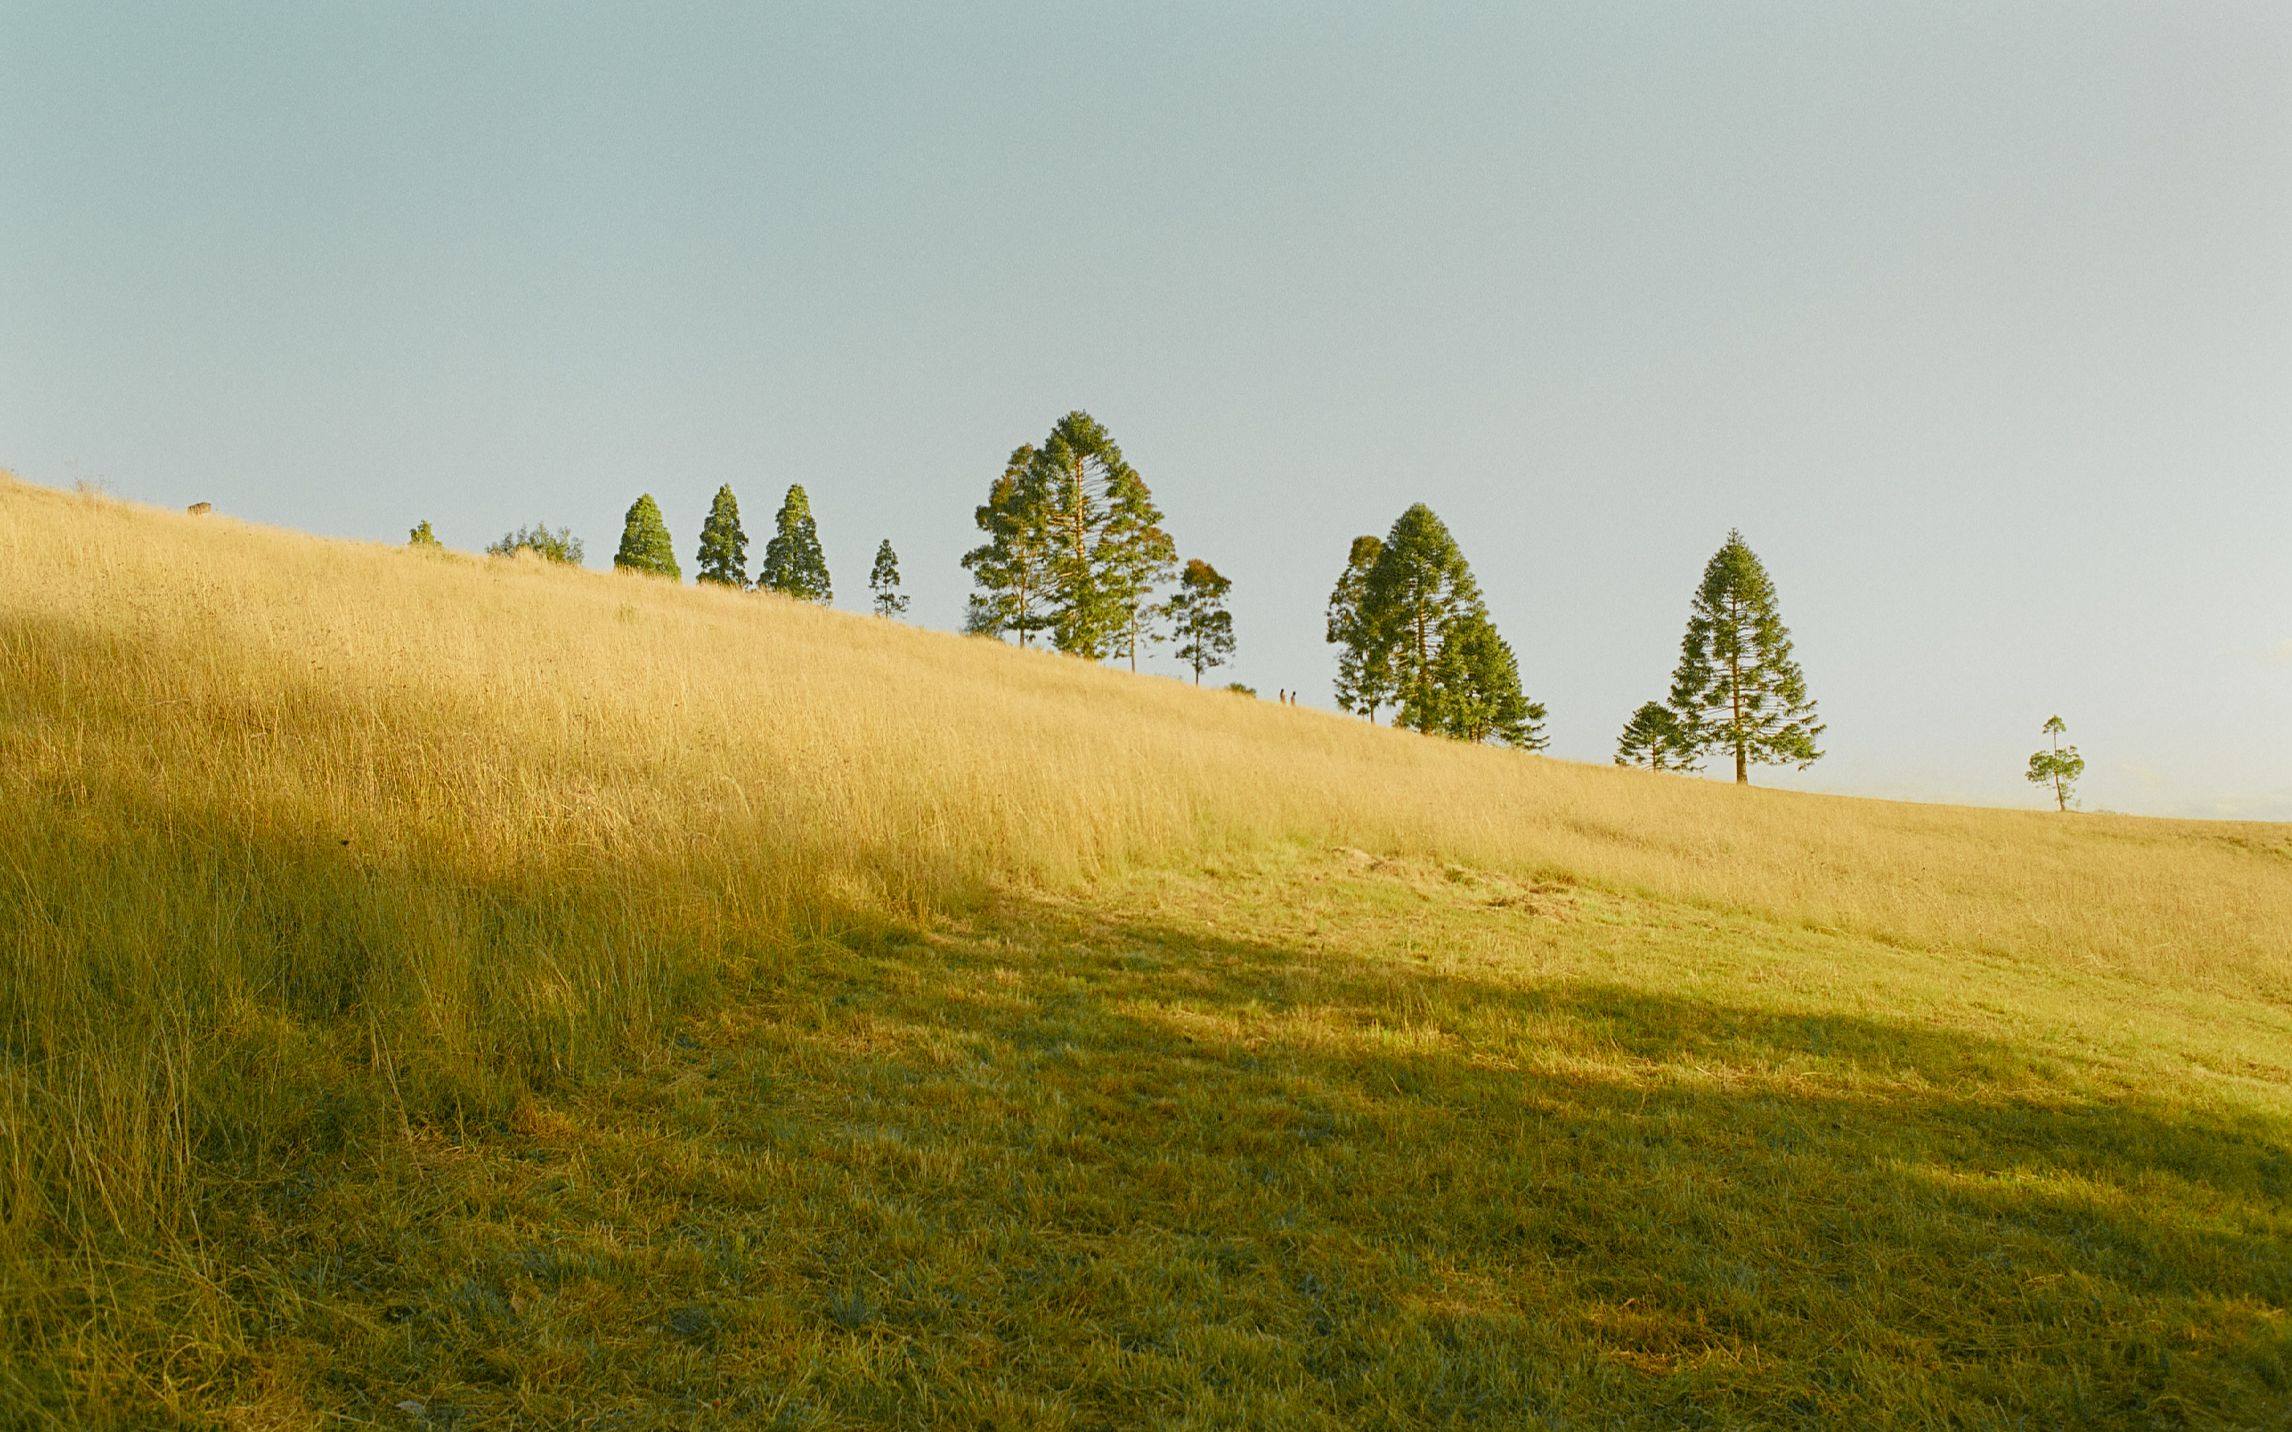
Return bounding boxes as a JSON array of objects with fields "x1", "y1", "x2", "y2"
[
  {"x1": 869, "y1": 539, "x2": 909, "y2": 617},
  {"x1": 695, "y1": 485, "x2": 748, "y2": 588},
  {"x1": 757, "y1": 484, "x2": 831, "y2": 603},
  {"x1": 1034, "y1": 411, "x2": 1128, "y2": 659},
  {"x1": 1326, "y1": 534, "x2": 1393, "y2": 720},
  {"x1": 1167, "y1": 558, "x2": 1236, "y2": 685},
  {"x1": 1666, "y1": 530, "x2": 1823, "y2": 783},
  {"x1": 1364, "y1": 504, "x2": 1484, "y2": 734},
  {"x1": 2025, "y1": 715, "x2": 2084, "y2": 812},
  {"x1": 1100, "y1": 466, "x2": 1177, "y2": 671},
  {"x1": 612, "y1": 494, "x2": 680, "y2": 580},
  {"x1": 1616, "y1": 701, "x2": 1695, "y2": 771},
  {"x1": 1426, "y1": 609, "x2": 1546, "y2": 748}
]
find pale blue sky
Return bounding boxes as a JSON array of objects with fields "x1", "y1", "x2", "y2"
[{"x1": 5, "y1": 3, "x2": 2287, "y2": 817}]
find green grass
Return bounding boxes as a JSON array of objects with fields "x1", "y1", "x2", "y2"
[{"x1": 26, "y1": 845, "x2": 2285, "y2": 1428}]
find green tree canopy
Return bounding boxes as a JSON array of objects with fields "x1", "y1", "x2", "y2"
[
  {"x1": 1615, "y1": 701, "x2": 1695, "y2": 771},
  {"x1": 1424, "y1": 610, "x2": 1546, "y2": 747},
  {"x1": 487, "y1": 523, "x2": 583, "y2": 565},
  {"x1": 695, "y1": 485, "x2": 748, "y2": 588},
  {"x1": 612, "y1": 494, "x2": 680, "y2": 580},
  {"x1": 963, "y1": 413, "x2": 1181, "y2": 664},
  {"x1": 869, "y1": 539, "x2": 909, "y2": 617},
  {"x1": 1326, "y1": 534, "x2": 1393, "y2": 720},
  {"x1": 407, "y1": 520, "x2": 441, "y2": 549},
  {"x1": 1665, "y1": 529, "x2": 1823, "y2": 783},
  {"x1": 757, "y1": 484, "x2": 831, "y2": 603},
  {"x1": 961, "y1": 446, "x2": 1056, "y2": 646},
  {"x1": 1167, "y1": 557, "x2": 1236, "y2": 685},
  {"x1": 2025, "y1": 714, "x2": 2085, "y2": 812}
]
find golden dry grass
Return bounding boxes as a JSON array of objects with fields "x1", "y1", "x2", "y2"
[{"x1": 2, "y1": 475, "x2": 2288, "y2": 1427}]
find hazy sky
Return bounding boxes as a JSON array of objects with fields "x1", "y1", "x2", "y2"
[{"x1": 5, "y1": 3, "x2": 2287, "y2": 818}]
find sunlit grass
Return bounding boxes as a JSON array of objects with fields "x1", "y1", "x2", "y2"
[{"x1": 1, "y1": 475, "x2": 2287, "y2": 1426}]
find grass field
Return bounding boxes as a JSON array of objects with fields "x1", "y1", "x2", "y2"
[{"x1": 3, "y1": 475, "x2": 2288, "y2": 1427}]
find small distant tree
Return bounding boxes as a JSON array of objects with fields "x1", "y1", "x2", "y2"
[
  {"x1": 1666, "y1": 530, "x2": 1822, "y2": 783},
  {"x1": 1326, "y1": 534, "x2": 1394, "y2": 720},
  {"x1": 612, "y1": 494, "x2": 680, "y2": 580},
  {"x1": 1615, "y1": 701, "x2": 1695, "y2": 771},
  {"x1": 407, "y1": 520, "x2": 442, "y2": 549},
  {"x1": 695, "y1": 485, "x2": 748, "y2": 588},
  {"x1": 757, "y1": 484, "x2": 831, "y2": 602},
  {"x1": 869, "y1": 539, "x2": 909, "y2": 617},
  {"x1": 2025, "y1": 715, "x2": 2085, "y2": 812},
  {"x1": 488, "y1": 523, "x2": 584, "y2": 565},
  {"x1": 1224, "y1": 682, "x2": 1258, "y2": 697},
  {"x1": 1167, "y1": 558, "x2": 1236, "y2": 684}
]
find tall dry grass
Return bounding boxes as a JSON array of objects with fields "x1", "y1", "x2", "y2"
[{"x1": 1, "y1": 474, "x2": 2286, "y2": 1269}]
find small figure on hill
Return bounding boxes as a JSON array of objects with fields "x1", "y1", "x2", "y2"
[
  {"x1": 1665, "y1": 529, "x2": 1823, "y2": 783},
  {"x1": 612, "y1": 494, "x2": 681, "y2": 580},
  {"x1": 2026, "y1": 715, "x2": 2085, "y2": 812},
  {"x1": 757, "y1": 484, "x2": 831, "y2": 603},
  {"x1": 1615, "y1": 701, "x2": 1695, "y2": 771},
  {"x1": 1167, "y1": 557, "x2": 1235, "y2": 685},
  {"x1": 407, "y1": 520, "x2": 441, "y2": 549},
  {"x1": 488, "y1": 524, "x2": 583, "y2": 565},
  {"x1": 695, "y1": 485, "x2": 748, "y2": 588},
  {"x1": 870, "y1": 539, "x2": 909, "y2": 617}
]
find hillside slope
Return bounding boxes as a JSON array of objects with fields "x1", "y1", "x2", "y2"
[{"x1": 3, "y1": 477, "x2": 2288, "y2": 1427}]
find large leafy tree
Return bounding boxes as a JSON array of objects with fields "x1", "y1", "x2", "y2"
[
  {"x1": 1425, "y1": 610, "x2": 1546, "y2": 747},
  {"x1": 758, "y1": 484, "x2": 831, "y2": 603},
  {"x1": 612, "y1": 493, "x2": 681, "y2": 580},
  {"x1": 695, "y1": 485, "x2": 748, "y2": 588},
  {"x1": 964, "y1": 413, "x2": 1180, "y2": 664},
  {"x1": 1325, "y1": 535, "x2": 1393, "y2": 720},
  {"x1": 961, "y1": 446, "x2": 1056, "y2": 647},
  {"x1": 1665, "y1": 530, "x2": 1823, "y2": 783},
  {"x1": 1615, "y1": 701, "x2": 1695, "y2": 771},
  {"x1": 2025, "y1": 714, "x2": 2084, "y2": 812},
  {"x1": 869, "y1": 539, "x2": 909, "y2": 617},
  {"x1": 488, "y1": 523, "x2": 583, "y2": 565},
  {"x1": 1167, "y1": 558, "x2": 1236, "y2": 685},
  {"x1": 1364, "y1": 504, "x2": 1484, "y2": 734}
]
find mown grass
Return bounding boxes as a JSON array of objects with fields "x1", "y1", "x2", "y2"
[{"x1": 2, "y1": 476, "x2": 2288, "y2": 1426}]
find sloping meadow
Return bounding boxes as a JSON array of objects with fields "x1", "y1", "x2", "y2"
[{"x1": 2, "y1": 477, "x2": 2288, "y2": 1421}]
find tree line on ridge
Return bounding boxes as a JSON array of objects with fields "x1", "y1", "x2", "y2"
[{"x1": 409, "y1": 407, "x2": 2081, "y2": 798}]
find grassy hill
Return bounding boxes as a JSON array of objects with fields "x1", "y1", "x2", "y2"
[{"x1": 3, "y1": 475, "x2": 2288, "y2": 1428}]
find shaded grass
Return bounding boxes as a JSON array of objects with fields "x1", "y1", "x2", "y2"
[{"x1": 16, "y1": 847, "x2": 2288, "y2": 1428}]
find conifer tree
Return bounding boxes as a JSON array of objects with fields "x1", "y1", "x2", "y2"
[
  {"x1": 1426, "y1": 610, "x2": 1546, "y2": 747},
  {"x1": 1665, "y1": 530, "x2": 1823, "y2": 783},
  {"x1": 1364, "y1": 504, "x2": 1485, "y2": 734},
  {"x1": 612, "y1": 494, "x2": 680, "y2": 580},
  {"x1": 1167, "y1": 558, "x2": 1236, "y2": 685},
  {"x1": 1325, "y1": 534, "x2": 1393, "y2": 720},
  {"x1": 1100, "y1": 466, "x2": 1178, "y2": 670},
  {"x1": 407, "y1": 520, "x2": 442, "y2": 549},
  {"x1": 869, "y1": 539, "x2": 909, "y2": 617},
  {"x1": 757, "y1": 484, "x2": 831, "y2": 603},
  {"x1": 1035, "y1": 411, "x2": 1129, "y2": 659},
  {"x1": 2025, "y1": 715, "x2": 2084, "y2": 812},
  {"x1": 961, "y1": 446, "x2": 1056, "y2": 646},
  {"x1": 695, "y1": 485, "x2": 748, "y2": 588},
  {"x1": 1615, "y1": 701, "x2": 1695, "y2": 771}
]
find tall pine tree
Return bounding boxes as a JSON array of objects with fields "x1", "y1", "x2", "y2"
[
  {"x1": 1615, "y1": 701, "x2": 1695, "y2": 771},
  {"x1": 2025, "y1": 714, "x2": 2084, "y2": 812},
  {"x1": 1325, "y1": 534, "x2": 1393, "y2": 720},
  {"x1": 1364, "y1": 504, "x2": 1485, "y2": 734},
  {"x1": 757, "y1": 484, "x2": 831, "y2": 603},
  {"x1": 1100, "y1": 466, "x2": 1177, "y2": 670},
  {"x1": 695, "y1": 485, "x2": 747, "y2": 588},
  {"x1": 961, "y1": 446, "x2": 1056, "y2": 646},
  {"x1": 1035, "y1": 411, "x2": 1127, "y2": 658},
  {"x1": 1167, "y1": 558, "x2": 1236, "y2": 685},
  {"x1": 869, "y1": 539, "x2": 909, "y2": 617},
  {"x1": 612, "y1": 494, "x2": 680, "y2": 580},
  {"x1": 1665, "y1": 530, "x2": 1823, "y2": 783}
]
